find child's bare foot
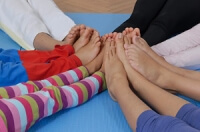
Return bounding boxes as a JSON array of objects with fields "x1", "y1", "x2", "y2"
[
  {"x1": 75, "y1": 30, "x2": 101, "y2": 65},
  {"x1": 104, "y1": 39, "x2": 128, "y2": 101},
  {"x1": 73, "y1": 27, "x2": 94, "y2": 52},
  {"x1": 123, "y1": 27, "x2": 140, "y2": 44},
  {"x1": 125, "y1": 37, "x2": 171, "y2": 89},
  {"x1": 103, "y1": 32, "x2": 117, "y2": 40},
  {"x1": 63, "y1": 25, "x2": 81, "y2": 45},
  {"x1": 99, "y1": 37, "x2": 114, "y2": 73},
  {"x1": 114, "y1": 33, "x2": 130, "y2": 66},
  {"x1": 85, "y1": 37, "x2": 107, "y2": 74}
]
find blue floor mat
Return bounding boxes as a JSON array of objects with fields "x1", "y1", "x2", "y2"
[{"x1": 0, "y1": 13, "x2": 200, "y2": 132}]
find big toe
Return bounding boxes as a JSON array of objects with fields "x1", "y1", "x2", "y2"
[
  {"x1": 91, "y1": 30, "x2": 100, "y2": 40},
  {"x1": 115, "y1": 33, "x2": 124, "y2": 49}
]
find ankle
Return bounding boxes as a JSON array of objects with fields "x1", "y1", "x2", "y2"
[{"x1": 156, "y1": 68, "x2": 173, "y2": 89}]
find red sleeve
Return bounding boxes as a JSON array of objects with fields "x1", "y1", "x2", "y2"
[
  {"x1": 19, "y1": 44, "x2": 75, "y2": 63},
  {"x1": 23, "y1": 54, "x2": 82, "y2": 80}
]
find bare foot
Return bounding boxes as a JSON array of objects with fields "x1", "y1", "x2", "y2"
[
  {"x1": 75, "y1": 30, "x2": 101, "y2": 65},
  {"x1": 114, "y1": 33, "x2": 130, "y2": 66},
  {"x1": 73, "y1": 27, "x2": 94, "y2": 52},
  {"x1": 103, "y1": 32, "x2": 117, "y2": 40},
  {"x1": 125, "y1": 37, "x2": 170, "y2": 89},
  {"x1": 85, "y1": 37, "x2": 107, "y2": 74},
  {"x1": 63, "y1": 25, "x2": 81, "y2": 45},
  {"x1": 99, "y1": 37, "x2": 113, "y2": 73},
  {"x1": 104, "y1": 38, "x2": 128, "y2": 101}
]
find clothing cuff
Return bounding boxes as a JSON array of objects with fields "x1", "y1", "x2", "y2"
[{"x1": 68, "y1": 54, "x2": 82, "y2": 66}]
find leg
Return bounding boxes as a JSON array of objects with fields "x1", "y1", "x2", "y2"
[
  {"x1": 0, "y1": 66, "x2": 89, "y2": 98},
  {"x1": 115, "y1": 33, "x2": 188, "y2": 117},
  {"x1": 0, "y1": 61, "x2": 28, "y2": 87},
  {"x1": 143, "y1": 0, "x2": 200, "y2": 46},
  {"x1": 28, "y1": 0, "x2": 75, "y2": 41},
  {"x1": 163, "y1": 45, "x2": 200, "y2": 67},
  {"x1": 0, "y1": 35, "x2": 105, "y2": 98},
  {"x1": 104, "y1": 35, "x2": 150, "y2": 131},
  {"x1": 127, "y1": 34, "x2": 200, "y2": 81},
  {"x1": 0, "y1": 48, "x2": 21, "y2": 63},
  {"x1": 113, "y1": 0, "x2": 167, "y2": 35},
  {"x1": 19, "y1": 27, "x2": 94, "y2": 64},
  {"x1": 104, "y1": 34, "x2": 199, "y2": 132},
  {"x1": 125, "y1": 36, "x2": 200, "y2": 101},
  {"x1": 0, "y1": 70, "x2": 106, "y2": 131},
  {"x1": 151, "y1": 24, "x2": 200, "y2": 57}
]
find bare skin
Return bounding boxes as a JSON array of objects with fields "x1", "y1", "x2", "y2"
[
  {"x1": 85, "y1": 36, "x2": 107, "y2": 75},
  {"x1": 104, "y1": 35, "x2": 150, "y2": 131},
  {"x1": 124, "y1": 29, "x2": 200, "y2": 82},
  {"x1": 125, "y1": 36, "x2": 200, "y2": 101},
  {"x1": 33, "y1": 24, "x2": 87, "y2": 50},
  {"x1": 103, "y1": 32, "x2": 117, "y2": 40},
  {"x1": 75, "y1": 30, "x2": 101, "y2": 65},
  {"x1": 113, "y1": 33, "x2": 189, "y2": 131},
  {"x1": 73, "y1": 27, "x2": 94, "y2": 52},
  {"x1": 62, "y1": 25, "x2": 85, "y2": 46},
  {"x1": 33, "y1": 33, "x2": 63, "y2": 50},
  {"x1": 63, "y1": 24, "x2": 86, "y2": 43},
  {"x1": 122, "y1": 27, "x2": 140, "y2": 44}
]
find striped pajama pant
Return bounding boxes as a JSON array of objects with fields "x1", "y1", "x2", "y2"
[{"x1": 0, "y1": 66, "x2": 106, "y2": 132}]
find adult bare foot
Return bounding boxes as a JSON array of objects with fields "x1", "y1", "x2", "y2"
[
  {"x1": 125, "y1": 37, "x2": 172, "y2": 89},
  {"x1": 75, "y1": 30, "x2": 101, "y2": 65},
  {"x1": 104, "y1": 38, "x2": 128, "y2": 101},
  {"x1": 73, "y1": 27, "x2": 94, "y2": 52}
]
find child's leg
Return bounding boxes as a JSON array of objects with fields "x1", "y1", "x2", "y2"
[
  {"x1": 0, "y1": 62, "x2": 28, "y2": 87},
  {"x1": 115, "y1": 33, "x2": 188, "y2": 118},
  {"x1": 113, "y1": 0, "x2": 167, "y2": 35},
  {"x1": 0, "y1": 66, "x2": 89, "y2": 98},
  {"x1": 23, "y1": 55, "x2": 82, "y2": 81},
  {"x1": 152, "y1": 24, "x2": 200, "y2": 57},
  {"x1": 18, "y1": 45, "x2": 75, "y2": 64},
  {"x1": 28, "y1": 0, "x2": 75, "y2": 41},
  {"x1": 0, "y1": 71, "x2": 106, "y2": 132},
  {"x1": 0, "y1": 0, "x2": 49, "y2": 50},
  {"x1": 126, "y1": 34, "x2": 200, "y2": 81},
  {"x1": 104, "y1": 36, "x2": 199, "y2": 132},
  {"x1": 124, "y1": 35, "x2": 200, "y2": 101},
  {"x1": 0, "y1": 39, "x2": 105, "y2": 98},
  {"x1": 176, "y1": 103, "x2": 200, "y2": 130},
  {"x1": 0, "y1": 48, "x2": 21, "y2": 63},
  {"x1": 163, "y1": 45, "x2": 200, "y2": 67},
  {"x1": 143, "y1": 0, "x2": 200, "y2": 46}
]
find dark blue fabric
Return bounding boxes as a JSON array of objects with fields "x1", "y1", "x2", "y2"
[
  {"x1": 137, "y1": 110, "x2": 199, "y2": 132},
  {"x1": 0, "y1": 48, "x2": 21, "y2": 63},
  {"x1": 0, "y1": 61, "x2": 28, "y2": 87},
  {"x1": 176, "y1": 103, "x2": 200, "y2": 130},
  {"x1": 0, "y1": 48, "x2": 28, "y2": 86}
]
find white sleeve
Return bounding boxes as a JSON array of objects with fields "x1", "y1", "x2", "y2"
[
  {"x1": 28, "y1": 0, "x2": 76, "y2": 41},
  {"x1": 0, "y1": 0, "x2": 50, "y2": 50}
]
